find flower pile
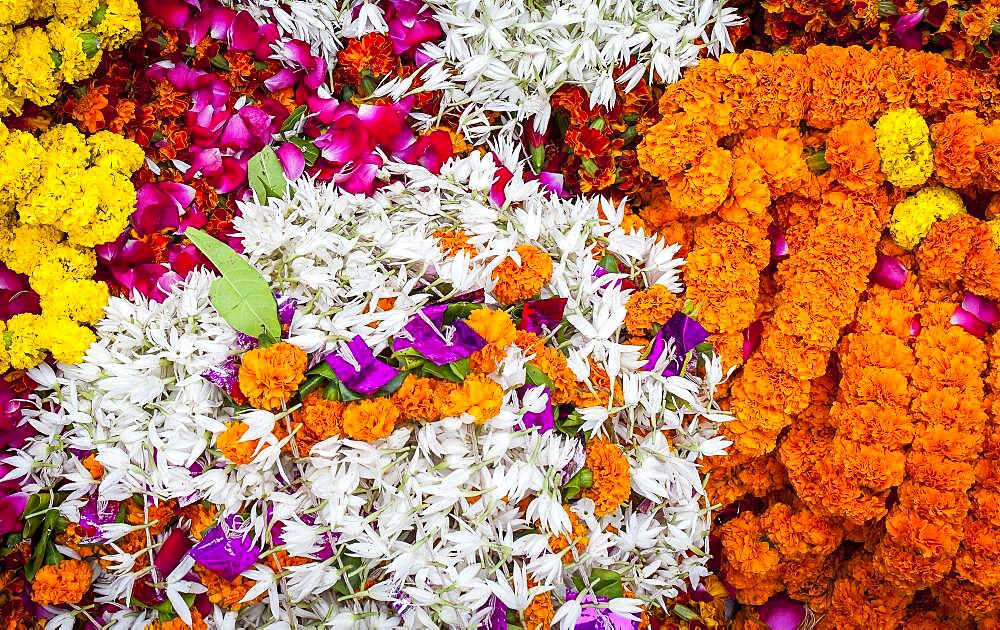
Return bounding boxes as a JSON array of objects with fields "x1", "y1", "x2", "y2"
[
  {"x1": 0, "y1": 0, "x2": 141, "y2": 114},
  {"x1": 636, "y1": 44, "x2": 1000, "y2": 627},
  {"x1": 10, "y1": 154, "x2": 730, "y2": 628},
  {"x1": 0, "y1": 121, "x2": 143, "y2": 370}
]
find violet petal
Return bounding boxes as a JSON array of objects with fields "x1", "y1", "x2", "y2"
[
  {"x1": 518, "y1": 386, "x2": 555, "y2": 433},
  {"x1": 759, "y1": 595, "x2": 806, "y2": 630},
  {"x1": 190, "y1": 515, "x2": 261, "y2": 581},
  {"x1": 325, "y1": 335, "x2": 400, "y2": 396},
  {"x1": 0, "y1": 492, "x2": 28, "y2": 536},
  {"x1": 870, "y1": 254, "x2": 907, "y2": 290}
]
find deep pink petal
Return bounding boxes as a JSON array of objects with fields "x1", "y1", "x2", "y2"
[
  {"x1": 264, "y1": 68, "x2": 298, "y2": 92},
  {"x1": 141, "y1": 0, "x2": 194, "y2": 29},
  {"x1": 191, "y1": 79, "x2": 231, "y2": 111},
  {"x1": 335, "y1": 154, "x2": 383, "y2": 194},
  {"x1": 166, "y1": 63, "x2": 207, "y2": 91},
  {"x1": 962, "y1": 291, "x2": 1000, "y2": 325},
  {"x1": 0, "y1": 493, "x2": 29, "y2": 536},
  {"x1": 769, "y1": 224, "x2": 789, "y2": 258},
  {"x1": 282, "y1": 40, "x2": 315, "y2": 70},
  {"x1": 187, "y1": 147, "x2": 224, "y2": 179},
  {"x1": 870, "y1": 254, "x2": 907, "y2": 289},
  {"x1": 216, "y1": 157, "x2": 248, "y2": 193},
  {"x1": 538, "y1": 171, "x2": 568, "y2": 198},
  {"x1": 892, "y1": 9, "x2": 926, "y2": 50},
  {"x1": 276, "y1": 142, "x2": 306, "y2": 180},
  {"x1": 315, "y1": 120, "x2": 370, "y2": 164},
  {"x1": 759, "y1": 595, "x2": 806, "y2": 630},
  {"x1": 230, "y1": 10, "x2": 261, "y2": 50},
  {"x1": 388, "y1": 13, "x2": 442, "y2": 54},
  {"x1": 238, "y1": 105, "x2": 275, "y2": 138},
  {"x1": 307, "y1": 96, "x2": 351, "y2": 124},
  {"x1": 742, "y1": 320, "x2": 763, "y2": 361},
  {"x1": 490, "y1": 162, "x2": 513, "y2": 208},
  {"x1": 951, "y1": 305, "x2": 988, "y2": 337},
  {"x1": 357, "y1": 99, "x2": 414, "y2": 151},
  {"x1": 254, "y1": 23, "x2": 280, "y2": 60},
  {"x1": 0, "y1": 265, "x2": 27, "y2": 291},
  {"x1": 219, "y1": 114, "x2": 255, "y2": 150},
  {"x1": 304, "y1": 56, "x2": 328, "y2": 89}
]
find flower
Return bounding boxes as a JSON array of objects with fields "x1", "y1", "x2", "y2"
[
  {"x1": 342, "y1": 397, "x2": 400, "y2": 441},
  {"x1": 238, "y1": 342, "x2": 308, "y2": 410},
  {"x1": 492, "y1": 245, "x2": 553, "y2": 305},
  {"x1": 582, "y1": 436, "x2": 630, "y2": 516},
  {"x1": 216, "y1": 421, "x2": 259, "y2": 465},
  {"x1": 30, "y1": 559, "x2": 93, "y2": 606},
  {"x1": 890, "y1": 187, "x2": 966, "y2": 250},
  {"x1": 325, "y1": 335, "x2": 400, "y2": 396},
  {"x1": 874, "y1": 108, "x2": 934, "y2": 189}
]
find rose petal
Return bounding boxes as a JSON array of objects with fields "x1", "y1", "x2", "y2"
[
  {"x1": 870, "y1": 254, "x2": 908, "y2": 289},
  {"x1": 518, "y1": 386, "x2": 554, "y2": 433},
  {"x1": 520, "y1": 298, "x2": 567, "y2": 334},
  {"x1": 0, "y1": 492, "x2": 28, "y2": 536},
  {"x1": 743, "y1": 320, "x2": 763, "y2": 361},
  {"x1": 962, "y1": 291, "x2": 1000, "y2": 326},
  {"x1": 951, "y1": 305, "x2": 988, "y2": 337},
  {"x1": 275, "y1": 142, "x2": 306, "y2": 180},
  {"x1": 759, "y1": 595, "x2": 806, "y2": 630},
  {"x1": 769, "y1": 224, "x2": 789, "y2": 258},
  {"x1": 190, "y1": 515, "x2": 261, "y2": 581}
]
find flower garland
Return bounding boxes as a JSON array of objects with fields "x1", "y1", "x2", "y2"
[
  {"x1": 0, "y1": 0, "x2": 141, "y2": 114},
  {"x1": 0, "y1": 121, "x2": 143, "y2": 369},
  {"x1": 10, "y1": 153, "x2": 730, "y2": 628}
]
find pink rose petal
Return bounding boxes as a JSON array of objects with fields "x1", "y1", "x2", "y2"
[{"x1": 870, "y1": 254, "x2": 908, "y2": 289}]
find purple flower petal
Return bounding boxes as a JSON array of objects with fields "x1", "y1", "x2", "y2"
[
  {"x1": 276, "y1": 294, "x2": 298, "y2": 325},
  {"x1": 325, "y1": 335, "x2": 400, "y2": 396},
  {"x1": 480, "y1": 595, "x2": 508, "y2": 630},
  {"x1": 643, "y1": 311, "x2": 708, "y2": 374},
  {"x1": 759, "y1": 595, "x2": 806, "y2": 630},
  {"x1": 190, "y1": 515, "x2": 261, "y2": 581},
  {"x1": 565, "y1": 592, "x2": 639, "y2": 630},
  {"x1": 769, "y1": 224, "x2": 789, "y2": 259},
  {"x1": 202, "y1": 355, "x2": 239, "y2": 392},
  {"x1": 870, "y1": 254, "x2": 907, "y2": 289},
  {"x1": 962, "y1": 291, "x2": 1000, "y2": 326},
  {"x1": 742, "y1": 320, "x2": 763, "y2": 361},
  {"x1": 0, "y1": 492, "x2": 28, "y2": 536},
  {"x1": 79, "y1": 495, "x2": 122, "y2": 542},
  {"x1": 892, "y1": 9, "x2": 926, "y2": 50},
  {"x1": 520, "y1": 298, "x2": 567, "y2": 334},
  {"x1": 393, "y1": 306, "x2": 486, "y2": 365},
  {"x1": 518, "y1": 386, "x2": 554, "y2": 433},
  {"x1": 538, "y1": 171, "x2": 569, "y2": 198}
]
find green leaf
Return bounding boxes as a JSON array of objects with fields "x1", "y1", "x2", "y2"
[
  {"x1": 561, "y1": 467, "x2": 593, "y2": 501},
  {"x1": 556, "y1": 408, "x2": 583, "y2": 436},
  {"x1": 247, "y1": 146, "x2": 288, "y2": 202},
  {"x1": 375, "y1": 371, "x2": 408, "y2": 396},
  {"x1": 673, "y1": 604, "x2": 700, "y2": 622},
  {"x1": 443, "y1": 302, "x2": 483, "y2": 324},
  {"x1": 325, "y1": 379, "x2": 362, "y2": 402},
  {"x1": 280, "y1": 105, "x2": 308, "y2": 133},
  {"x1": 184, "y1": 228, "x2": 281, "y2": 339},
  {"x1": 525, "y1": 363, "x2": 553, "y2": 389},
  {"x1": 308, "y1": 361, "x2": 337, "y2": 379},
  {"x1": 49, "y1": 50, "x2": 62, "y2": 69},
  {"x1": 447, "y1": 357, "x2": 470, "y2": 381},
  {"x1": 89, "y1": 1, "x2": 108, "y2": 26},
  {"x1": 590, "y1": 568, "x2": 624, "y2": 599},
  {"x1": 26, "y1": 510, "x2": 59, "y2": 581},
  {"x1": 571, "y1": 574, "x2": 586, "y2": 593},
  {"x1": 598, "y1": 254, "x2": 620, "y2": 273},
  {"x1": 299, "y1": 375, "x2": 326, "y2": 398},
  {"x1": 334, "y1": 553, "x2": 366, "y2": 597},
  {"x1": 289, "y1": 137, "x2": 321, "y2": 166}
]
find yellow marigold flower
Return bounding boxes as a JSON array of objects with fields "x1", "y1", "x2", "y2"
[
  {"x1": 94, "y1": 0, "x2": 141, "y2": 49},
  {"x1": 5, "y1": 313, "x2": 47, "y2": 369},
  {"x1": 889, "y1": 187, "x2": 966, "y2": 250},
  {"x1": 0, "y1": 128, "x2": 46, "y2": 207},
  {"x1": 582, "y1": 436, "x2": 631, "y2": 516},
  {"x1": 39, "y1": 315, "x2": 96, "y2": 364},
  {"x1": 61, "y1": 165, "x2": 136, "y2": 246},
  {"x1": 87, "y1": 130, "x2": 144, "y2": 174},
  {"x1": 491, "y1": 245, "x2": 553, "y2": 305},
  {"x1": 445, "y1": 373, "x2": 503, "y2": 423},
  {"x1": 0, "y1": 77, "x2": 25, "y2": 116},
  {"x1": 988, "y1": 219, "x2": 1000, "y2": 249},
  {"x1": 238, "y1": 342, "x2": 308, "y2": 411},
  {"x1": 28, "y1": 243, "x2": 96, "y2": 295},
  {"x1": 40, "y1": 122, "x2": 90, "y2": 167},
  {"x1": 874, "y1": 108, "x2": 934, "y2": 188},
  {"x1": 48, "y1": 21, "x2": 101, "y2": 83},
  {"x1": 2, "y1": 223, "x2": 62, "y2": 276},
  {"x1": 53, "y1": 0, "x2": 100, "y2": 28},
  {"x1": 0, "y1": 3, "x2": 32, "y2": 26},
  {"x1": 29, "y1": 558, "x2": 92, "y2": 606},
  {"x1": 342, "y1": 397, "x2": 400, "y2": 441},
  {"x1": 3, "y1": 27, "x2": 61, "y2": 106},
  {"x1": 38, "y1": 278, "x2": 108, "y2": 323},
  {"x1": 31, "y1": 0, "x2": 56, "y2": 20},
  {"x1": 216, "y1": 421, "x2": 260, "y2": 465},
  {"x1": 0, "y1": 321, "x2": 10, "y2": 373}
]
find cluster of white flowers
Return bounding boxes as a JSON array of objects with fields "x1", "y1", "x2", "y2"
[{"x1": 19, "y1": 154, "x2": 729, "y2": 629}]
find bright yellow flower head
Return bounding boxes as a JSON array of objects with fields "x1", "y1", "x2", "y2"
[
  {"x1": 0, "y1": 128, "x2": 46, "y2": 207},
  {"x1": 2, "y1": 223, "x2": 62, "y2": 275},
  {"x1": 874, "y1": 108, "x2": 934, "y2": 189},
  {"x1": 39, "y1": 278, "x2": 109, "y2": 323},
  {"x1": 94, "y1": 0, "x2": 140, "y2": 49},
  {"x1": 2, "y1": 27, "x2": 60, "y2": 106},
  {"x1": 48, "y1": 21, "x2": 101, "y2": 83},
  {"x1": 53, "y1": 0, "x2": 100, "y2": 28},
  {"x1": 28, "y1": 243, "x2": 96, "y2": 295},
  {"x1": 88, "y1": 130, "x2": 144, "y2": 174},
  {"x1": 62, "y1": 166, "x2": 135, "y2": 247},
  {"x1": 0, "y1": 321, "x2": 9, "y2": 373},
  {"x1": 5, "y1": 313, "x2": 47, "y2": 370},
  {"x1": 0, "y1": 2, "x2": 32, "y2": 26},
  {"x1": 39, "y1": 315, "x2": 96, "y2": 364},
  {"x1": 889, "y1": 186, "x2": 966, "y2": 250}
]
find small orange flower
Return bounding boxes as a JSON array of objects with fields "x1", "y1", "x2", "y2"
[
  {"x1": 217, "y1": 421, "x2": 260, "y2": 465},
  {"x1": 523, "y1": 587, "x2": 555, "y2": 630},
  {"x1": 582, "y1": 437, "x2": 631, "y2": 516},
  {"x1": 238, "y1": 342, "x2": 308, "y2": 411},
  {"x1": 547, "y1": 507, "x2": 589, "y2": 564},
  {"x1": 492, "y1": 245, "x2": 553, "y2": 305},
  {"x1": 70, "y1": 84, "x2": 110, "y2": 133},
  {"x1": 30, "y1": 559, "x2": 92, "y2": 606},
  {"x1": 82, "y1": 453, "x2": 104, "y2": 480},
  {"x1": 280, "y1": 392, "x2": 346, "y2": 453},
  {"x1": 445, "y1": 374, "x2": 503, "y2": 423},
  {"x1": 182, "y1": 502, "x2": 218, "y2": 540},
  {"x1": 467, "y1": 308, "x2": 517, "y2": 373},
  {"x1": 194, "y1": 565, "x2": 264, "y2": 611},
  {"x1": 342, "y1": 397, "x2": 400, "y2": 441},
  {"x1": 391, "y1": 374, "x2": 453, "y2": 421},
  {"x1": 434, "y1": 229, "x2": 478, "y2": 257},
  {"x1": 624, "y1": 284, "x2": 682, "y2": 336}
]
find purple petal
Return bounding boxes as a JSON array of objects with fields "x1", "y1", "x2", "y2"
[
  {"x1": 393, "y1": 305, "x2": 486, "y2": 365},
  {"x1": 742, "y1": 320, "x2": 763, "y2": 361},
  {"x1": 664, "y1": 311, "x2": 709, "y2": 356},
  {"x1": 325, "y1": 335, "x2": 400, "y2": 396},
  {"x1": 79, "y1": 495, "x2": 122, "y2": 541},
  {"x1": 480, "y1": 595, "x2": 508, "y2": 630},
  {"x1": 870, "y1": 254, "x2": 907, "y2": 289},
  {"x1": 961, "y1": 291, "x2": 1000, "y2": 326},
  {"x1": 892, "y1": 9, "x2": 926, "y2": 50},
  {"x1": 951, "y1": 305, "x2": 988, "y2": 337},
  {"x1": 520, "y1": 298, "x2": 567, "y2": 334},
  {"x1": 518, "y1": 386, "x2": 554, "y2": 433},
  {"x1": 565, "y1": 592, "x2": 639, "y2": 630},
  {"x1": 0, "y1": 492, "x2": 28, "y2": 535},
  {"x1": 190, "y1": 515, "x2": 261, "y2": 581},
  {"x1": 444, "y1": 289, "x2": 485, "y2": 304},
  {"x1": 276, "y1": 142, "x2": 306, "y2": 180},
  {"x1": 769, "y1": 224, "x2": 789, "y2": 259},
  {"x1": 276, "y1": 294, "x2": 298, "y2": 325},
  {"x1": 202, "y1": 355, "x2": 240, "y2": 392},
  {"x1": 759, "y1": 595, "x2": 806, "y2": 630},
  {"x1": 538, "y1": 171, "x2": 569, "y2": 198}
]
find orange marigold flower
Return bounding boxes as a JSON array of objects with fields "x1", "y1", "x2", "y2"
[
  {"x1": 434, "y1": 229, "x2": 478, "y2": 257},
  {"x1": 825, "y1": 119, "x2": 884, "y2": 192},
  {"x1": 217, "y1": 421, "x2": 260, "y2": 465},
  {"x1": 666, "y1": 147, "x2": 734, "y2": 216},
  {"x1": 492, "y1": 245, "x2": 553, "y2": 305},
  {"x1": 238, "y1": 342, "x2": 307, "y2": 411},
  {"x1": 337, "y1": 33, "x2": 397, "y2": 84},
  {"x1": 392, "y1": 374, "x2": 453, "y2": 421},
  {"x1": 126, "y1": 499, "x2": 178, "y2": 535},
  {"x1": 445, "y1": 373, "x2": 503, "y2": 422},
  {"x1": 194, "y1": 565, "x2": 263, "y2": 611},
  {"x1": 718, "y1": 158, "x2": 771, "y2": 225},
  {"x1": 284, "y1": 392, "x2": 346, "y2": 451},
  {"x1": 70, "y1": 84, "x2": 109, "y2": 133},
  {"x1": 82, "y1": 453, "x2": 103, "y2": 480},
  {"x1": 733, "y1": 129, "x2": 810, "y2": 199},
  {"x1": 637, "y1": 112, "x2": 716, "y2": 181},
  {"x1": 467, "y1": 308, "x2": 517, "y2": 373},
  {"x1": 145, "y1": 610, "x2": 208, "y2": 630},
  {"x1": 582, "y1": 437, "x2": 631, "y2": 516},
  {"x1": 931, "y1": 111, "x2": 984, "y2": 189},
  {"x1": 624, "y1": 284, "x2": 682, "y2": 336},
  {"x1": 523, "y1": 587, "x2": 554, "y2": 630},
  {"x1": 30, "y1": 559, "x2": 92, "y2": 606},
  {"x1": 547, "y1": 507, "x2": 589, "y2": 564},
  {"x1": 342, "y1": 397, "x2": 400, "y2": 441},
  {"x1": 182, "y1": 502, "x2": 218, "y2": 540}
]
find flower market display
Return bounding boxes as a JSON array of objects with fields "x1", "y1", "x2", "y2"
[{"x1": 2, "y1": 0, "x2": 1000, "y2": 629}]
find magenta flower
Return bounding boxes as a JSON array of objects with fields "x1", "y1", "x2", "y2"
[
  {"x1": 78, "y1": 495, "x2": 122, "y2": 541},
  {"x1": 134, "y1": 182, "x2": 196, "y2": 235},
  {"x1": 133, "y1": 527, "x2": 195, "y2": 605},
  {"x1": 385, "y1": 0, "x2": 443, "y2": 55},
  {"x1": 892, "y1": 9, "x2": 926, "y2": 50},
  {"x1": 191, "y1": 514, "x2": 262, "y2": 581},
  {"x1": 642, "y1": 311, "x2": 709, "y2": 376},
  {"x1": 0, "y1": 492, "x2": 28, "y2": 536},
  {"x1": 278, "y1": 39, "x2": 328, "y2": 90},
  {"x1": 325, "y1": 335, "x2": 401, "y2": 396},
  {"x1": 759, "y1": 595, "x2": 806, "y2": 630},
  {"x1": 518, "y1": 386, "x2": 555, "y2": 433},
  {"x1": 276, "y1": 142, "x2": 306, "y2": 180},
  {"x1": 395, "y1": 130, "x2": 454, "y2": 173},
  {"x1": 393, "y1": 305, "x2": 486, "y2": 365},
  {"x1": 0, "y1": 264, "x2": 40, "y2": 320},
  {"x1": 870, "y1": 254, "x2": 907, "y2": 289},
  {"x1": 565, "y1": 592, "x2": 638, "y2": 630},
  {"x1": 520, "y1": 297, "x2": 567, "y2": 334}
]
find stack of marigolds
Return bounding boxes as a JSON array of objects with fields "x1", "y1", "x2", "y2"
[
  {"x1": 636, "y1": 44, "x2": 1000, "y2": 628},
  {"x1": 0, "y1": 122, "x2": 143, "y2": 370},
  {"x1": 0, "y1": 0, "x2": 141, "y2": 115}
]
